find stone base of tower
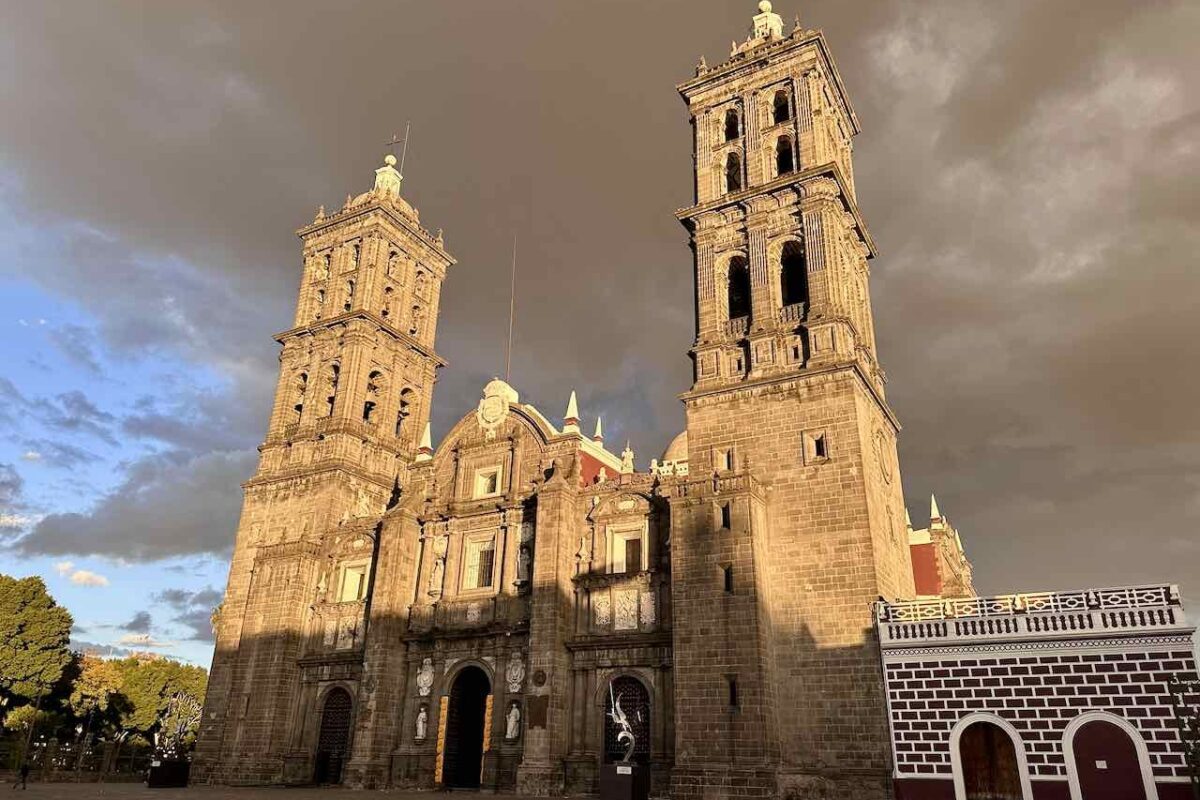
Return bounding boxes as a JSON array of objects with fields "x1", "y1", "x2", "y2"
[
  {"x1": 188, "y1": 755, "x2": 287, "y2": 786},
  {"x1": 516, "y1": 760, "x2": 565, "y2": 796},
  {"x1": 671, "y1": 765, "x2": 894, "y2": 800}
]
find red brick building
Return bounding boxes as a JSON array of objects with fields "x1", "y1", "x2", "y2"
[{"x1": 877, "y1": 586, "x2": 1199, "y2": 799}]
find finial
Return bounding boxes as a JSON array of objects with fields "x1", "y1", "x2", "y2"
[
  {"x1": 758, "y1": 0, "x2": 773, "y2": 12},
  {"x1": 930, "y1": 493, "x2": 942, "y2": 521},
  {"x1": 563, "y1": 390, "x2": 580, "y2": 433},
  {"x1": 416, "y1": 421, "x2": 433, "y2": 462},
  {"x1": 793, "y1": 13, "x2": 803, "y2": 34},
  {"x1": 695, "y1": 55, "x2": 708, "y2": 76},
  {"x1": 384, "y1": 153, "x2": 397, "y2": 167},
  {"x1": 621, "y1": 442, "x2": 635, "y2": 474},
  {"x1": 435, "y1": 228, "x2": 444, "y2": 247},
  {"x1": 344, "y1": 193, "x2": 353, "y2": 209},
  {"x1": 593, "y1": 417, "x2": 604, "y2": 443},
  {"x1": 314, "y1": 205, "x2": 325, "y2": 222}
]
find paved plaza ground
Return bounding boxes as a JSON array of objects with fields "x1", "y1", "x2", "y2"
[{"x1": 2, "y1": 785, "x2": 531, "y2": 800}]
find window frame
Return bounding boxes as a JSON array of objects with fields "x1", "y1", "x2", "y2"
[
  {"x1": 337, "y1": 560, "x2": 370, "y2": 603},
  {"x1": 606, "y1": 522, "x2": 649, "y2": 575},
  {"x1": 473, "y1": 465, "x2": 504, "y2": 499},
  {"x1": 460, "y1": 532, "x2": 498, "y2": 592}
]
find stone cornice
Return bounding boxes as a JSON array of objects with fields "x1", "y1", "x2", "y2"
[
  {"x1": 677, "y1": 162, "x2": 876, "y2": 258},
  {"x1": 680, "y1": 359, "x2": 901, "y2": 434},
  {"x1": 274, "y1": 310, "x2": 447, "y2": 368},
  {"x1": 677, "y1": 30, "x2": 861, "y2": 136},
  {"x1": 297, "y1": 199, "x2": 454, "y2": 269}
]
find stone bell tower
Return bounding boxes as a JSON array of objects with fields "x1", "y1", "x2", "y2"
[
  {"x1": 667, "y1": 4, "x2": 914, "y2": 799},
  {"x1": 193, "y1": 154, "x2": 453, "y2": 784}
]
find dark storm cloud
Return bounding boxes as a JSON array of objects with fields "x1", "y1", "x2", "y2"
[
  {"x1": 0, "y1": 1, "x2": 1197, "y2": 593},
  {"x1": 155, "y1": 587, "x2": 221, "y2": 643},
  {"x1": 120, "y1": 610, "x2": 152, "y2": 634}
]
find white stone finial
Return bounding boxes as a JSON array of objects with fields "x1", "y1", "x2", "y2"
[
  {"x1": 593, "y1": 417, "x2": 604, "y2": 442},
  {"x1": 563, "y1": 390, "x2": 580, "y2": 433},
  {"x1": 758, "y1": 0, "x2": 772, "y2": 12},
  {"x1": 930, "y1": 493, "x2": 942, "y2": 521},
  {"x1": 416, "y1": 421, "x2": 433, "y2": 462},
  {"x1": 384, "y1": 153, "x2": 397, "y2": 167}
]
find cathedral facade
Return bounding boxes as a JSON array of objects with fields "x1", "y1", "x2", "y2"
[{"x1": 192, "y1": 5, "x2": 949, "y2": 798}]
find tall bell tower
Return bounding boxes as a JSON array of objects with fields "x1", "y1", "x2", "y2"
[
  {"x1": 668, "y1": 4, "x2": 914, "y2": 799},
  {"x1": 193, "y1": 154, "x2": 453, "y2": 783}
]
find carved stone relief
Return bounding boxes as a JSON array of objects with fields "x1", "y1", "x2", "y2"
[
  {"x1": 594, "y1": 593, "x2": 611, "y2": 627},
  {"x1": 615, "y1": 590, "x2": 639, "y2": 631}
]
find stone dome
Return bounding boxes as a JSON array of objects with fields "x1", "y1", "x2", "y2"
[{"x1": 662, "y1": 431, "x2": 688, "y2": 463}]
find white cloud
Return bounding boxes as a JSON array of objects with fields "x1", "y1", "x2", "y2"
[
  {"x1": 116, "y1": 632, "x2": 173, "y2": 648},
  {"x1": 0, "y1": 513, "x2": 36, "y2": 530},
  {"x1": 21, "y1": 450, "x2": 42, "y2": 462},
  {"x1": 53, "y1": 560, "x2": 75, "y2": 576},
  {"x1": 69, "y1": 569, "x2": 109, "y2": 587}
]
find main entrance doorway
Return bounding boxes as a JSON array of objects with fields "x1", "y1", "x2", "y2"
[
  {"x1": 442, "y1": 666, "x2": 491, "y2": 789},
  {"x1": 313, "y1": 687, "x2": 353, "y2": 784},
  {"x1": 958, "y1": 720, "x2": 1023, "y2": 800}
]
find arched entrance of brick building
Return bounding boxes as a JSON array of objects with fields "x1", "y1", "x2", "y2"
[
  {"x1": 951, "y1": 714, "x2": 1032, "y2": 800},
  {"x1": 441, "y1": 666, "x2": 491, "y2": 789},
  {"x1": 1065, "y1": 713, "x2": 1157, "y2": 800},
  {"x1": 313, "y1": 687, "x2": 353, "y2": 784}
]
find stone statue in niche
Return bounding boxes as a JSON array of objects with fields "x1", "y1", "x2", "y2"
[
  {"x1": 415, "y1": 705, "x2": 428, "y2": 740},
  {"x1": 416, "y1": 657, "x2": 434, "y2": 696},
  {"x1": 428, "y1": 534, "x2": 448, "y2": 597},
  {"x1": 505, "y1": 702, "x2": 521, "y2": 740},
  {"x1": 516, "y1": 546, "x2": 532, "y2": 584},
  {"x1": 505, "y1": 650, "x2": 526, "y2": 693}
]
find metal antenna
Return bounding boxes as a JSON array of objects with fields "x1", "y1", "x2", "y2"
[
  {"x1": 399, "y1": 121, "x2": 412, "y2": 176},
  {"x1": 505, "y1": 233, "x2": 517, "y2": 383}
]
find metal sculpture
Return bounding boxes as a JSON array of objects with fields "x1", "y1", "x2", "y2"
[{"x1": 607, "y1": 683, "x2": 642, "y2": 764}]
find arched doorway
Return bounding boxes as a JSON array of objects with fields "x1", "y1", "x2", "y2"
[
  {"x1": 1068, "y1": 717, "x2": 1152, "y2": 800},
  {"x1": 603, "y1": 676, "x2": 650, "y2": 765},
  {"x1": 443, "y1": 666, "x2": 491, "y2": 789},
  {"x1": 958, "y1": 720, "x2": 1023, "y2": 800},
  {"x1": 313, "y1": 687, "x2": 353, "y2": 784}
]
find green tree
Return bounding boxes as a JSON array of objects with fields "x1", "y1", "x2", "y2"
[
  {"x1": 0, "y1": 575, "x2": 74, "y2": 707},
  {"x1": 68, "y1": 655, "x2": 122, "y2": 719},
  {"x1": 112, "y1": 657, "x2": 207, "y2": 747}
]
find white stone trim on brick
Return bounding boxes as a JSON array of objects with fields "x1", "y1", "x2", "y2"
[
  {"x1": 1062, "y1": 711, "x2": 1158, "y2": 800},
  {"x1": 948, "y1": 712, "x2": 1033, "y2": 800}
]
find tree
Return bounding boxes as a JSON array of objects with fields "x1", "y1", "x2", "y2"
[
  {"x1": 112, "y1": 657, "x2": 207, "y2": 748},
  {"x1": 68, "y1": 655, "x2": 122, "y2": 719},
  {"x1": 0, "y1": 575, "x2": 74, "y2": 706}
]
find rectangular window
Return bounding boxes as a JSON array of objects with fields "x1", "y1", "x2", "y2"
[
  {"x1": 339, "y1": 563, "x2": 369, "y2": 602},
  {"x1": 727, "y1": 676, "x2": 739, "y2": 708},
  {"x1": 813, "y1": 434, "x2": 827, "y2": 459},
  {"x1": 723, "y1": 565, "x2": 734, "y2": 592},
  {"x1": 721, "y1": 503, "x2": 732, "y2": 530},
  {"x1": 624, "y1": 537, "x2": 642, "y2": 575},
  {"x1": 473, "y1": 466, "x2": 502, "y2": 498},
  {"x1": 462, "y1": 537, "x2": 496, "y2": 590}
]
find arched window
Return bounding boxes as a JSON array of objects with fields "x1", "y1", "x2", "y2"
[
  {"x1": 773, "y1": 90, "x2": 791, "y2": 124},
  {"x1": 314, "y1": 289, "x2": 325, "y2": 320},
  {"x1": 775, "y1": 136, "x2": 794, "y2": 175},
  {"x1": 351, "y1": 242, "x2": 360, "y2": 266},
  {"x1": 363, "y1": 371, "x2": 382, "y2": 423},
  {"x1": 326, "y1": 364, "x2": 340, "y2": 416},
  {"x1": 725, "y1": 152, "x2": 742, "y2": 194},
  {"x1": 780, "y1": 240, "x2": 808, "y2": 308},
  {"x1": 293, "y1": 372, "x2": 308, "y2": 423},
  {"x1": 382, "y1": 286, "x2": 393, "y2": 319},
  {"x1": 395, "y1": 388, "x2": 413, "y2": 438},
  {"x1": 604, "y1": 676, "x2": 651, "y2": 765},
  {"x1": 344, "y1": 280, "x2": 355, "y2": 312},
  {"x1": 958, "y1": 721, "x2": 1024, "y2": 800},
  {"x1": 724, "y1": 109, "x2": 740, "y2": 142},
  {"x1": 726, "y1": 256, "x2": 751, "y2": 320}
]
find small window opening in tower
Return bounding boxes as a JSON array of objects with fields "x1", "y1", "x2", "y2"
[
  {"x1": 326, "y1": 364, "x2": 340, "y2": 416},
  {"x1": 382, "y1": 286, "x2": 393, "y2": 318},
  {"x1": 720, "y1": 502, "x2": 732, "y2": 530},
  {"x1": 773, "y1": 90, "x2": 791, "y2": 124},
  {"x1": 352, "y1": 242, "x2": 360, "y2": 266},
  {"x1": 780, "y1": 240, "x2": 809, "y2": 309},
  {"x1": 344, "y1": 280, "x2": 355, "y2": 312},
  {"x1": 409, "y1": 305, "x2": 423, "y2": 336},
  {"x1": 813, "y1": 434, "x2": 828, "y2": 460},
  {"x1": 725, "y1": 152, "x2": 742, "y2": 193},
  {"x1": 724, "y1": 109, "x2": 740, "y2": 142},
  {"x1": 395, "y1": 388, "x2": 413, "y2": 438},
  {"x1": 363, "y1": 371, "x2": 382, "y2": 424},
  {"x1": 293, "y1": 372, "x2": 307, "y2": 423},
  {"x1": 776, "y1": 136, "x2": 794, "y2": 176},
  {"x1": 720, "y1": 449, "x2": 734, "y2": 471},
  {"x1": 723, "y1": 565, "x2": 734, "y2": 593},
  {"x1": 727, "y1": 676, "x2": 739, "y2": 708},
  {"x1": 727, "y1": 256, "x2": 751, "y2": 320}
]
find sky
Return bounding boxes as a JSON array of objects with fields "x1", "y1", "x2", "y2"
[{"x1": 0, "y1": 1, "x2": 1197, "y2": 667}]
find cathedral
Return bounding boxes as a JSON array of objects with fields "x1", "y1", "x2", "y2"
[{"x1": 189, "y1": 4, "x2": 1199, "y2": 800}]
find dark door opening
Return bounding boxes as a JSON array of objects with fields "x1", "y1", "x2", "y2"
[
  {"x1": 1073, "y1": 720, "x2": 1147, "y2": 800},
  {"x1": 313, "y1": 688, "x2": 353, "y2": 784},
  {"x1": 443, "y1": 666, "x2": 491, "y2": 789},
  {"x1": 959, "y1": 721, "x2": 1023, "y2": 800},
  {"x1": 604, "y1": 676, "x2": 650, "y2": 765}
]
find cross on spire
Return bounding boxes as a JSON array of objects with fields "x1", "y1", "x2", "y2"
[{"x1": 384, "y1": 121, "x2": 412, "y2": 175}]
